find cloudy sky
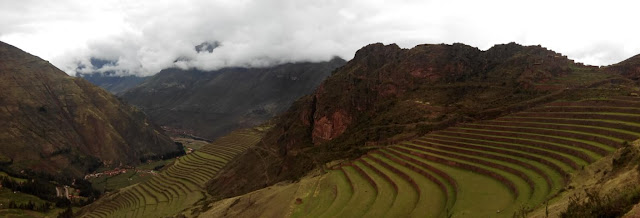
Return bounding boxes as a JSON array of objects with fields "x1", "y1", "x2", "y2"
[{"x1": 1, "y1": 0, "x2": 639, "y2": 76}]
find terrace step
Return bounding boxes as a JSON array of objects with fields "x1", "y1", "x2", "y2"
[
  {"x1": 514, "y1": 112, "x2": 640, "y2": 123},
  {"x1": 418, "y1": 137, "x2": 570, "y2": 180},
  {"x1": 390, "y1": 145, "x2": 522, "y2": 199},
  {"x1": 449, "y1": 127, "x2": 608, "y2": 157},
  {"x1": 398, "y1": 143, "x2": 544, "y2": 202},
  {"x1": 295, "y1": 173, "x2": 338, "y2": 217},
  {"x1": 429, "y1": 134, "x2": 581, "y2": 170},
  {"x1": 142, "y1": 180, "x2": 169, "y2": 199},
  {"x1": 146, "y1": 177, "x2": 182, "y2": 209},
  {"x1": 374, "y1": 150, "x2": 450, "y2": 217},
  {"x1": 178, "y1": 156, "x2": 224, "y2": 170},
  {"x1": 528, "y1": 106, "x2": 640, "y2": 114},
  {"x1": 166, "y1": 164, "x2": 211, "y2": 183},
  {"x1": 388, "y1": 149, "x2": 517, "y2": 216},
  {"x1": 310, "y1": 170, "x2": 353, "y2": 218},
  {"x1": 479, "y1": 120, "x2": 639, "y2": 142},
  {"x1": 155, "y1": 174, "x2": 194, "y2": 194},
  {"x1": 132, "y1": 185, "x2": 155, "y2": 205},
  {"x1": 412, "y1": 140, "x2": 559, "y2": 188},
  {"x1": 163, "y1": 168, "x2": 206, "y2": 188},
  {"x1": 546, "y1": 99, "x2": 640, "y2": 107},
  {"x1": 460, "y1": 124, "x2": 621, "y2": 151},
  {"x1": 381, "y1": 148, "x2": 458, "y2": 210},
  {"x1": 498, "y1": 117, "x2": 640, "y2": 134},
  {"x1": 436, "y1": 130, "x2": 594, "y2": 165},
  {"x1": 361, "y1": 156, "x2": 418, "y2": 218},
  {"x1": 333, "y1": 166, "x2": 377, "y2": 217},
  {"x1": 607, "y1": 96, "x2": 640, "y2": 102},
  {"x1": 355, "y1": 160, "x2": 398, "y2": 217},
  {"x1": 415, "y1": 139, "x2": 567, "y2": 200}
]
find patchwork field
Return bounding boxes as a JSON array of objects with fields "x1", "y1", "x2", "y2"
[
  {"x1": 89, "y1": 157, "x2": 179, "y2": 192},
  {"x1": 78, "y1": 128, "x2": 264, "y2": 218},
  {"x1": 290, "y1": 97, "x2": 640, "y2": 217}
]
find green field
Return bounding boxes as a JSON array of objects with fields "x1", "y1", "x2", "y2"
[
  {"x1": 0, "y1": 172, "x2": 27, "y2": 183},
  {"x1": 89, "y1": 171, "x2": 152, "y2": 192},
  {"x1": 0, "y1": 189, "x2": 47, "y2": 207},
  {"x1": 88, "y1": 156, "x2": 179, "y2": 192},
  {"x1": 0, "y1": 208, "x2": 70, "y2": 218},
  {"x1": 0, "y1": 188, "x2": 70, "y2": 218},
  {"x1": 172, "y1": 137, "x2": 210, "y2": 150}
]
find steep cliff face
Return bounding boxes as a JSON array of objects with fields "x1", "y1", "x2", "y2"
[
  {"x1": 207, "y1": 42, "x2": 603, "y2": 199},
  {"x1": 0, "y1": 41, "x2": 179, "y2": 178},
  {"x1": 121, "y1": 57, "x2": 346, "y2": 140}
]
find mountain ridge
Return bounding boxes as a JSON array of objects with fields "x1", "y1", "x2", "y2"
[
  {"x1": 0, "y1": 41, "x2": 180, "y2": 179},
  {"x1": 206, "y1": 42, "x2": 622, "y2": 200},
  {"x1": 120, "y1": 57, "x2": 346, "y2": 140},
  {"x1": 76, "y1": 72, "x2": 149, "y2": 94}
]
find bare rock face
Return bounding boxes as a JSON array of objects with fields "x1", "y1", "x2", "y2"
[
  {"x1": 311, "y1": 109, "x2": 351, "y2": 144},
  {"x1": 0, "y1": 41, "x2": 179, "y2": 178}
]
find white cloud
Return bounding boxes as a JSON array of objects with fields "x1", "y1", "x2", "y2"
[{"x1": 1, "y1": 0, "x2": 640, "y2": 76}]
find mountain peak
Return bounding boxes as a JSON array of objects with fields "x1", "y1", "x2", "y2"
[{"x1": 353, "y1": 42, "x2": 402, "y2": 60}]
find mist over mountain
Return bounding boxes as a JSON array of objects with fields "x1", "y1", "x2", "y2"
[
  {"x1": 121, "y1": 57, "x2": 346, "y2": 140},
  {"x1": 3, "y1": 1, "x2": 640, "y2": 78},
  {"x1": 76, "y1": 72, "x2": 148, "y2": 94}
]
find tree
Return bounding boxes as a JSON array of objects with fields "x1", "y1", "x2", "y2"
[{"x1": 57, "y1": 206, "x2": 73, "y2": 218}]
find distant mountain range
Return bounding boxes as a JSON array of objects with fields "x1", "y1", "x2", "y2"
[
  {"x1": 120, "y1": 57, "x2": 346, "y2": 140},
  {"x1": 0, "y1": 41, "x2": 180, "y2": 179},
  {"x1": 76, "y1": 72, "x2": 148, "y2": 94}
]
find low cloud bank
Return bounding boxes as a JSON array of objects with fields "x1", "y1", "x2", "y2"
[{"x1": 1, "y1": 0, "x2": 639, "y2": 76}]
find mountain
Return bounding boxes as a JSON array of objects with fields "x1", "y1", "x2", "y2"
[
  {"x1": 0, "y1": 41, "x2": 180, "y2": 179},
  {"x1": 75, "y1": 58, "x2": 148, "y2": 94},
  {"x1": 120, "y1": 57, "x2": 346, "y2": 140},
  {"x1": 206, "y1": 42, "x2": 620, "y2": 199},
  {"x1": 606, "y1": 54, "x2": 640, "y2": 81},
  {"x1": 76, "y1": 72, "x2": 148, "y2": 94},
  {"x1": 76, "y1": 41, "x2": 640, "y2": 217}
]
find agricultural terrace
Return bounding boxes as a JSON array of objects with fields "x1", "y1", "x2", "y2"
[
  {"x1": 291, "y1": 97, "x2": 640, "y2": 217},
  {"x1": 78, "y1": 128, "x2": 263, "y2": 218}
]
